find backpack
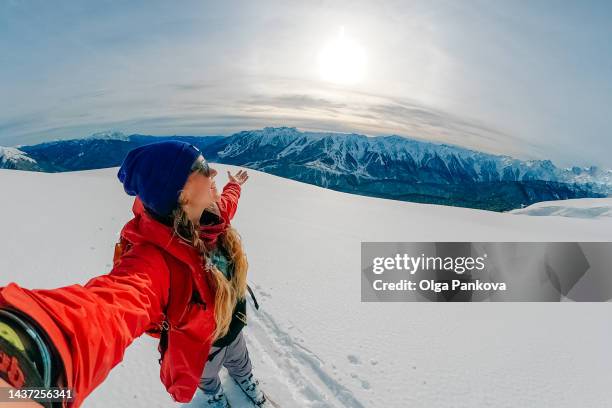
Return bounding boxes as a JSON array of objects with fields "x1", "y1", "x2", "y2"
[{"x1": 205, "y1": 246, "x2": 259, "y2": 350}]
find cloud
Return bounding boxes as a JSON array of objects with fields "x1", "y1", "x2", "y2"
[
  {"x1": 243, "y1": 94, "x2": 348, "y2": 111},
  {"x1": 0, "y1": 86, "x2": 546, "y2": 163},
  {"x1": 1, "y1": 1, "x2": 611, "y2": 167},
  {"x1": 232, "y1": 91, "x2": 541, "y2": 159}
]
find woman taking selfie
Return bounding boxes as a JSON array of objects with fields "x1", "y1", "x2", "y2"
[
  {"x1": 0, "y1": 140, "x2": 248, "y2": 407},
  {"x1": 195, "y1": 173, "x2": 270, "y2": 408}
]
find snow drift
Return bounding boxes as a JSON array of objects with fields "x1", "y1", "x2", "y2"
[{"x1": 510, "y1": 197, "x2": 612, "y2": 219}]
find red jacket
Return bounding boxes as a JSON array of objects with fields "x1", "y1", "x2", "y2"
[{"x1": 0, "y1": 181, "x2": 242, "y2": 407}]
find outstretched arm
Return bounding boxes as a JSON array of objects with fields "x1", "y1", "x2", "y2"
[
  {"x1": 218, "y1": 170, "x2": 248, "y2": 222},
  {"x1": 0, "y1": 244, "x2": 169, "y2": 407}
]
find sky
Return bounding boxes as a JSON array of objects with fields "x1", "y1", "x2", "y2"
[{"x1": 1, "y1": 0, "x2": 611, "y2": 167}]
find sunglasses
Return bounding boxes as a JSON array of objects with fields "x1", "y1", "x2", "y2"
[{"x1": 191, "y1": 156, "x2": 212, "y2": 177}]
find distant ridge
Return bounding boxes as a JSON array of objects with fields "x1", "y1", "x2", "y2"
[{"x1": 1, "y1": 127, "x2": 608, "y2": 211}]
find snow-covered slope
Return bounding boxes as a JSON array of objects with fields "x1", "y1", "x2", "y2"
[
  {"x1": 0, "y1": 166, "x2": 611, "y2": 407},
  {"x1": 510, "y1": 197, "x2": 612, "y2": 219}
]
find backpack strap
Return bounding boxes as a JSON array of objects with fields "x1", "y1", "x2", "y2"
[
  {"x1": 152, "y1": 251, "x2": 174, "y2": 364},
  {"x1": 153, "y1": 250, "x2": 197, "y2": 365},
  {"x1": 113, "y1": 236, "x2": 133, "y2": 267},
  {"x1": 207, "y1": 346, "x2": 225, "y2": 362}
]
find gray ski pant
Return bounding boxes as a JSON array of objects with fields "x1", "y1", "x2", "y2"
[{"x1": 199, "y1": 331, "x2": 253, "y2": 394}]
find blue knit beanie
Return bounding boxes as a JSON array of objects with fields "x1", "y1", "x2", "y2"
[{"x1": 117, "y1": 141, "x2": 202, "y2": 218}]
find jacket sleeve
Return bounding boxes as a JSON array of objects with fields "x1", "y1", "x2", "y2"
[
  {"x1": 217, "y1": 181, "x2": 242, "y2": 223},
  {"x1": 0, "y1": 244, "x2": 169, "y2": 408}
]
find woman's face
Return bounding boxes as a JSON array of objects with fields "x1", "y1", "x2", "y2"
[
  {"x1": 181, "y1": 157, "x2": 218, "y2": 223},
  {"x1": 210, "y1": 179, "x2": 221, "y2": 202}
]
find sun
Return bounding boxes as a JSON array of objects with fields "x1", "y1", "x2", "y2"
[{"x1": 318, "y1": 27, "x2": 366, "y2": 85}]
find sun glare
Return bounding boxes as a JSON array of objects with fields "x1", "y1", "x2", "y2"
[{"x1": 318, "y1": 26, "x2": 366, "y2": 85}]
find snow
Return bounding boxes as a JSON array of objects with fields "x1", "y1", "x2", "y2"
[
  {"x1": 0, "y1": 146, "x2": 36, "y2": 164},
  {"x1": 509, "y1": 197, "x2": 612, "y2": 219},
  {"x1": 86, "y1": 131, "x2": 130, "y2": 141},
  {"x1": 0, "y1": 166, "x2": 611, "y2": 407}
]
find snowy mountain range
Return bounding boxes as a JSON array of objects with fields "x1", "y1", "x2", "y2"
[
  {"x1": 207, "y1": 127, "x2": 612, "y2": 191},
  {"x1": 1, "y1": 127, "x2": 610, "y2": 211}
]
